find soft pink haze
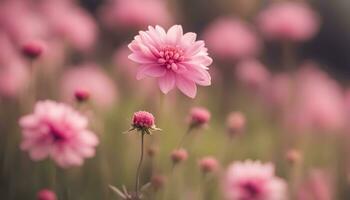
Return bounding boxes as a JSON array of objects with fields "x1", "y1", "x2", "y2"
[
  {"x1": 19, "y1": 100, "x2": 99, "y2": 168},
  {"x1": 203, "y1": 17, "x2": 260, "y2": 60},
  {"x1": 128, "y1": 25, "x2": 212, "y2": 98},
  {"x1": 257, "y1": 2, "x2": 320, "y2": 41},
  {"x1": 223, "y1": 160, "x2": 287, "y2": 200},
  {"x1": 60, "y1": 63, "x2": 118, "y2": 109}
]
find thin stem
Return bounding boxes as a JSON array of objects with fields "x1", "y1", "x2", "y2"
[
  {"x1": 177, "y1": 127, "x2": 191, "y2": 149},
  {"x1": 135, "y1": 133, "x2": 145, "y2": 197}
]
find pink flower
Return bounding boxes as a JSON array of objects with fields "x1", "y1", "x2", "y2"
[
  {"x1": 298, "y1": 170, "x2": 333, "y2": 200},
  {"x1": 37, "y1": 189, "x2": 57, "y2": 200},
  {"x1": 19, "y1": 100, "x2": 99, "y2": 168},
  {"x1": 235, "y1": 59, "x2": 270, "y2": 92},
  {"x1": 171, "y1": 148, "x2": 188, "y2": 164},
  {"x1": 128, "y1": 25, "x2": 212, "y2": 98},
  {"x1": 99, "y1": 0, "x2": 172, "y2": 30},
  {"x1": 132, "y1": 111, "x2": 155, "y2": 129},
  {"x1": 74, "y1": 89, "x2": 90, "y2": 102},
  {"x1": 198, "y1": 156, "x2": 219, "y2": 173},
  {"x1": 60, "y1": 63, "x2": 118, "y2": 109},
  {"x1": 285, "y1": 62, "x2": 346, "y2": 133},
  {"x1": 226, "y1": 112, "x2": 246, "y2": 137},
  {"x1": 189, "y1": 107, "x2": 211, "y2": 128},
  {"x1": 203, "y1": 17, "x2": 260, "y2": 60},
  {"x1": 21, "y1": 40, "x2": 46, "y2": 59},
  {"x1": 223, "y1": 160, "x2": 287, "y2": 200},
  {"x1": 257, "y1": 2, "x2": 320, "y2": 41}
]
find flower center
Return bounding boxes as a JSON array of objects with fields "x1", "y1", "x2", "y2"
[
  {"x1": 157, "y1": 46, "x2": 185, "y2": 70},
  {"x1": 241, "y1": 181, "x2": 261, "y2": 198},
  {"x1": 49, "y1": 125, "x2": 68, "y2": 142}
]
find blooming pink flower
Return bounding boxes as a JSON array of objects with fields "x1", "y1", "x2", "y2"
[
  {"x1": 235, "y1": 59, "x2": 270, "y2": 92},
  {"x1": 37, "y1": 189, "x2": 57, "y2": 200},
  {"x1": 257, "y1": 2, "x2": 320, "y2": 41},
  {"x1": 60, "y1": 63, "x2": 118, "y2": 109},
  {"x1": 285, "y1": 62, "x2": 346, "y2": 133},
  {"x1": 189, "y1": 107, "x2": 211, "y2": 128},
  {"x1": 128, "y1": 25, "x2": 212, "y2": 98},
  {"x1": 223, "y1": 160, "x2": 287, "y2": 200},
  {"x1": 198, "y1": 156, "x2": 219, "y2": 173},
  {"x1": 99, "y1": 0, "x2": 173, "y2": 30},
  {"x1": 203, "y1": 17, "x2": 260, "y2": 60},
  {"x1": 21, "y1": 40, "x2": 46, "y2": 59},
  {"x1": 19, "y1": 100, "x2": 99, "y2": 168},
  {"x1": 171, "y1": 148, "x2": 188, "y2": 164},
  {"x1": 132, "y1": 111, "x2": 155, "y2": 129}
]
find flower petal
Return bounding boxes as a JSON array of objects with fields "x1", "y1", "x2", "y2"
[
  {"x1": 158, "y1": 71, "x2": 175, "y2": 94},
  {"x1": 167, "y1": 25, "x2": 183, "y2": 45},
  {"x1": 136, "y1": 65, "x2": 166, "y2": 80},
  {"x1": 176, "y1": 75, "x2": 197, "y2": 98}
]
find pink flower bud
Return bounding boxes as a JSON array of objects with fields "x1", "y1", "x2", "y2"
[
  {"x1": 226, "y1": 112, "x2": 246, "y2": 137},
  {"x1": 37, "y1": 189, "x2": 56, "y2": 200},
  {"x1": 198, "y1": 156, "x2": 219, "y2": 173},
  {"x1": 286, "y1": 149, "x2": 302, "y2": 164},
  {"x1": 132, "y1": 111, "x2": 155, "y2": 129},
  {"x1": 151, "y1": 175, "x2": 167, "y2": 190},
  {"x1": 189, "y1": 107, "x2": 211, "y2": 128},
  {"x1": 21, "y1": 40, "x2": 45, "y2": 59},
  {"x1": 74, "y1": 88, "x2": 90, "y2": 102},
  {"x1": 171, "y1": 148, "x2": 188, "y2": 164}
]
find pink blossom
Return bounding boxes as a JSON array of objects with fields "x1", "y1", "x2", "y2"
[
  {"x1": 189, "y1": 107, "x2": 211, "y2": 128},
  {"x1": 37, "y1": 189, "x2": 57, "y2": 200},
  {"x1": 128, "y1": 25, "x2": 212, "y2": 98},
  {"x1": 298, "y1": 170, "x2": 333, "y2": 200},
  {"x1": 257, "y1": 2, "x2": 320, "y2": 41},
  {"x1": 171, "y1": 148, "x2": 188, "y2": 164},
  {"x1": 132, "y1": 111, "x2": 155, "y2": 129},
  {"x1": 226, "y1": 111, "x2": 246, "y2": 137},
  {"x1": 285, "y1": 62, "x2": 346, "y2": 133},
  {"x1": 99, "y1": 0, "x2": 172, "y2": 30},
  {"x1": 198, "y1": 156, "x2": 219, "y2": 173},
  {"x1": 235, "y1": 59, "x2": 270, "y2": 92},
  {"x1": 21, "y1": 40, "x2": 46, "y2": 59},
  {"x1": 38, "y1": 0, "x2": 98, "y2": 52},
  {"x1": 203, "y1": 18, "x2": 260, "y2": 60},
  {"x1": 223, "y1": 160, "x2": 287, "y2": 200},
  {"x1": 19, "y1": 100, "x2": 99, "y2": 168},
  {"x1": 60, "y1": 63, "x2": 118, "y2": 109}
]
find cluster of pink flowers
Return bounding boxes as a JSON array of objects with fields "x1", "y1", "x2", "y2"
[{"x1": 19, "y1": 100, "x2": 99, "y2": 168}]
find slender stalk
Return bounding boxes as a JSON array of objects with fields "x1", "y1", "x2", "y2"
[
  {"x1": 177, "y1": 127, "x2": 191, "y2": 149},
  {"x1": 135, "y1": 133, "x2": 145, "y2": 197}
]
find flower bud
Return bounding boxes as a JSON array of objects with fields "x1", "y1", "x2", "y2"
[
  {"x1": 171, "y1": 148, "x2": 188, "y2": 164},
  {"x1": 226, "y1": 112, "x2": 246, "y2": 137},
  {"x1": 37, "y1": 189, "x2": 56, "y2": 200},
  {"x1": 21, "y1": 40, "x2": 45, "y2": 59},
  {"x1": 198, "y1": 156, "x2": 219, "y2": 173},
  {"x1": 189, "y1": 107, "x2": 210, "y2": 129}
]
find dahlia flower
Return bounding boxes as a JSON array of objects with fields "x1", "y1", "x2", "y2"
[
  {"x1": 128, "y1": 25, "x2": 212, "y2": 98},
  {"x1": 19, "y1": 100, "x2": 99, "y2": 168},
  {"x1": 223, "y1": 160, "x2": 287, "y2": 200}
]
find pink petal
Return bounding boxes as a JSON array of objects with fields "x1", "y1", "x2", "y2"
[
  {"x1": 167, "y1": 25, "x2": 183, "y2": 45},
  {"x1": 128, "y1": 53, "x2": 154, "y2": 64},
  {"x1": 188, "y1": 55, "x2": 213, "y2": 66},
  {"x1": 185, "y1": 40, "x2": 205, "y2": 56},
  {"x1": 158, "y1": 71, "x2": 175, "y2": 94},
  {"x1": 181, "y1": 63, "x2": 211, "y2": 86},
  {"x1": 181, "y1": 32, "x2": 197, "y2": 47},
  {"x1": 176, "y1": 75, "x2": 197, "y2": 98},
  {"x1": 136, "y1": 65, "x2": 166, "y2": 80}
]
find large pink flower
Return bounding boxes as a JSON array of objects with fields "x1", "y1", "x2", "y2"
[
  {"x1": 223, "y1": 160, "x2": 287, "y2": 200},
  {"x1": 128, "y1": 25, "x2": 212, "y2": 98},
  {"x1": 19, "y1": 100, "x2": 99, "y2": 168}
]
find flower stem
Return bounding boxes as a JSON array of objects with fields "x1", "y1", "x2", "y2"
[{"x1": 135, "y1": 132, "x2": 145, "y2": 197}]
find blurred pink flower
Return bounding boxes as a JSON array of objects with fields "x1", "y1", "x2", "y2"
[
  {"x1": 226, "y1": 111, "x2": 246, "y2": 137},
  {"x1": 298, "y1": 170, "x2": 333, "y2": 200},
  {"x1": 198, "y1": 156, "x2": 219, "y2": 173},
  {"x1": 60, "y1": 63, "x2": 118, "y2": 109},
  {"x1": 171, "y1": 148, "x2": 188, "y2": 164},
  {"x1": 0, "y1": 33, "x2": 29, "y2": 98},
  {"x1": 203, "y1": 18, "x2": 260, "y2": 60},
  {"x1": 257, "y1": 2, "x2": 320, "y2": 41},
  {"x1": 21, "y1": 40, "x2": 46, "y2": 59},
  {"x1": 223, "y1": 160, "x2": 287, "y2": 200},
  {"x1": 235, "y1": 59, "x2": 270, "y2": 92},
  {"x1": 19, "y1": 100, "x2": 99, "y2": 168},
  {"x1": 128, "y1": 25, "x2": 212, "y2": 98},
  {"x1": 286, "y1": 62, "x2": 346, "y2": 133},
  {"x1": 99, "y1": 0, "x2": 172, "y2": 30},
  {"x1": 262, "y1": 73, "x2": 291, "y2": 111},
  {"x1": 189, "y1": 107, "x2": 211, "y2": 128},
  {"x1": 37, "y1": 189, "x2": 57, "y2": 200},
  {"x1": 39, "y1": 0, "x2": 97, "y2": 52}
]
